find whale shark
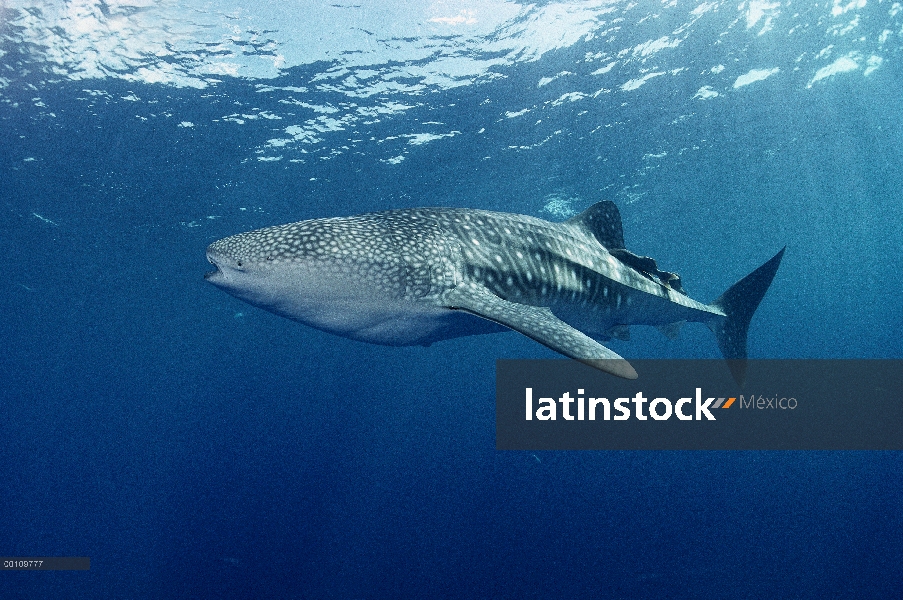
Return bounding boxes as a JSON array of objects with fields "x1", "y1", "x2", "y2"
[{"x1": 205, "y1": 201, "x2": 784, "y2": 382}]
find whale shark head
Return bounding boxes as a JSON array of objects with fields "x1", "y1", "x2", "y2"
[
  {"x1": 204, "y1": 215, "x2": 453, "y2": 343},
  {"x1": 206, "y1": 218, "x2": 392, "y2": 309},
  {"x1": 205, "y1": 223, "x2": 305, "y2": 306}
]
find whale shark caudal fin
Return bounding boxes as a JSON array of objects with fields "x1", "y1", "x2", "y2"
[
  {"x1": 707, "y1": 247, "x2": 786, "y2": 384},
  {"x1": 444, "y1": 282, "x2": 638, "y2": 379}
]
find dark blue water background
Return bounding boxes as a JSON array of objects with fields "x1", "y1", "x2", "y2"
[{"x1": 2, "y1": 1, "x2": 902, "y2": 597}]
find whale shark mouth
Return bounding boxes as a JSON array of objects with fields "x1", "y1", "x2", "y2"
[{"x1": 204, "y1": 254, "x2": 223, "y2": 282}]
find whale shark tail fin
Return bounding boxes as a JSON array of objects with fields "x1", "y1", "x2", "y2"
[{"x1": 707, "y1": 247, "x2": 785, "y2": 384}]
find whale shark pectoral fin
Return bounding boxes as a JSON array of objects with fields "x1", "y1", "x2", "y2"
[{"x1": 444, "y1": 283, "x2": 638, "y2": 380}]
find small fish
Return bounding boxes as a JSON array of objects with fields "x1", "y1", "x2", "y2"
[{"x1": 32, "y1": 212, "x2": 58, "y2": 226}]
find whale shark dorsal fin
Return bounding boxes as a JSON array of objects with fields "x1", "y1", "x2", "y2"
[
  {"x1": 566, "y1": 200, "x2": 625, "y2": 249},
  {"x1": 444, "y1": 282, "x2": 638, "y2": 379}
]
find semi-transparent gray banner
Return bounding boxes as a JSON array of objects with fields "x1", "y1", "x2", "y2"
[
  {"x1": 496, "y1": 360, "x2": 903, "y2": 450},
  {"x1": 1, "y1": 557, "x2": 90, "y2": 570}
]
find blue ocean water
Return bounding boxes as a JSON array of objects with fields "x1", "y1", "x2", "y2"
[{"x1": 1, "y1": 1, "x2": 902, "y2": 597}]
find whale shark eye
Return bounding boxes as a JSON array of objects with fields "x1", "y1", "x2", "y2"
[{"x1": 236, "y1": 261, "x2": 243, "y2": 267}]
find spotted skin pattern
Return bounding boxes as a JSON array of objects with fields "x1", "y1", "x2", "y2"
[{"x1": 205, "y1": 202, "x2": 784, "y2": 381}]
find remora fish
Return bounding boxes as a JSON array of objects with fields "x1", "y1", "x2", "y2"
[{"x1": 205, "y1": 201, "x2": 784, "y2": 382}]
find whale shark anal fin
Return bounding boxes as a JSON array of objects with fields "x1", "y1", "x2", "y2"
[{"x1": 444, "y1": 282, "x2": 638, "y2": 379}]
